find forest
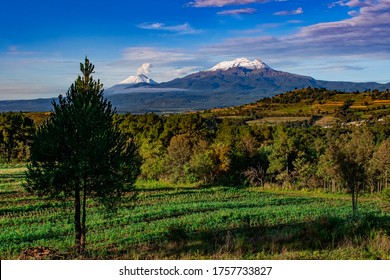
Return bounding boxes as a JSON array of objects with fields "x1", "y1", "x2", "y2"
[{"x1": 2, "y1": 88, "x2": 390, "y2": 195}]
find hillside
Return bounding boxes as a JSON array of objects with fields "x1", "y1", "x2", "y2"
[
  {"x1": 10, "y1": 88, "x2": 390, "y2": 128},
  {"x1": 202, "y1": 87, "x2": 390, "y2": 126}
]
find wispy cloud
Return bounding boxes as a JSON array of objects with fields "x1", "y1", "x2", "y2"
[
  {"x1": 6, "y1": 46, "x2": 38, "y2": 56},
  {"x1": 0, "y1": 57, "x2": 81, "y2": 100},
  {"x1": 170, "y1": 66, "x2": 204, "y2": 77},
  {"x1": 0, "y1": 83, "x2": 54, "y2": 99},
  {"x1": 288, "y1": 20, "x2": 303, "y2": 23},
  {"x1": 319, "y1": 65, "x2": 366, "y2": 71},
  {"x1": 104, "y1": 47, "x2": 208, "y2": 82},
  {"x1": 274, "y1": 7, "x2": 303, "y2": 16},
  {"x1": 137, "y1": 22, "x2": 200, "y2": 35},
  {"x1": 189, "y1": 0, "x2": 269, "y2": 7},
  {"x1": 345, "y1": 0, "x2": 372, "y2": 7},
  {"x1": 203, "y1": 1, "x2": 390, "y2": 59},
  {"x1": 119, "y1": 47, "x2": 201, "y2": 65},
  {"x1": 348, "y1": 10, "x2": 360, "y2": 16},
  {"x1": 330, "y1": 0, "x2": 372, "y2": 8},
  {"x1": 217, "y1": 8, "x2": 257, "y2": 15}
]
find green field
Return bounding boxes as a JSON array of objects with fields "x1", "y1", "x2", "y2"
[{"x1": 1, "y1": 165, "x2": 389, "y2": 260}]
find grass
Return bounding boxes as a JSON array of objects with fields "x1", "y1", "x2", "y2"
[{"x1": 0, "y1": 165, "x2": 389, "y2": 260}]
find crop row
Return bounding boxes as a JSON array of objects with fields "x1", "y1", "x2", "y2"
[
  {"x1": 1, "y1": 192, "x2": 381, "y2": 256},
  {"x1": 0, "y1": 191, "x2": 319, "y2": 229}
]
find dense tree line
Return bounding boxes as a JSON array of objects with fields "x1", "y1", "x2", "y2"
[
  {"x1": 0, "y1": 112, "x2": 34, "y2": 163},
  {"x1": 265, "y1": 87, "x2": 341, "y2": 104},
  {"x1": 114, "y1": 113, "x2": 390, "y2": 198},
  {"x1": 1, "y1": 107, "x2": 390, "y2": 200}
]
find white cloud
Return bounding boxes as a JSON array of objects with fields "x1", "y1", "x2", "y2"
[
  {"x1": 204, "y1": 1, "x2": 390, "y2": 58},
  {"x1": 189, "y1": 0, "x2": 271, "y2": 7},
  {"x1": 329, "y1": 0, "x2": 377, "y2": 8},
  {"x1": 119, "y1": 47, "x2": 202, "y2": 66},
  {"x1": 345, "y1": 0, "x2": 371, "y2": 7},
  {"x1": 340, "y1": 0, "x2": 371, "y2": 7},
  {"x1": 288, "y1": 20, "x2": 303, "y2": 23},
  {"x1": 217, "y1": 8, "x2": 257, "y2": 15},
  {"x1": 169, "y1": 66, "x2": 204, "y2": 78},
  {"x1": 274, "y1": 7, "x2": 303, "y2": 16},
  {"x1": 104, "y1": 47, "x2": 209, "y2": 83},
  {"x1": 348, "y1": 10, "x2": 360, "y2": 16},
  {"x1": 137, "y1": 63, "x2": 153, "y2": 75},
  {"x1": 6, "y1": 46, "x2": 38, "y2": 56},
  {"x1": 137, "y1": 22, "x2": 200, "y2": 35}
]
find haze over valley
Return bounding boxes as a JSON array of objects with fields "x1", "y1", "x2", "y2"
[{"x1": 1, "y1": 58, "x2": 389, "y2": 113}]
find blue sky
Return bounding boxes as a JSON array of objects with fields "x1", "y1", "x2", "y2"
[{"x1": 0, "y1": 0, "x2": 389, "y2": 100}]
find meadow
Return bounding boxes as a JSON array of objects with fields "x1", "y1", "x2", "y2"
[{"x1": 1, "y1": 164, "x2": 389, "y2": 260}]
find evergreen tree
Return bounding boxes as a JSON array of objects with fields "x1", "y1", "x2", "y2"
[
  {"x1": 267, "y1": 125, "x2": 296, "y2": 186},
  {"x1": 25, "y1": 58, "x2": 140, "y2": 253}
]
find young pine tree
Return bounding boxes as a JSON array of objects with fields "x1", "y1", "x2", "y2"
[{"x1": 25, "y1": 58, "x2": 140, "y2": 254}]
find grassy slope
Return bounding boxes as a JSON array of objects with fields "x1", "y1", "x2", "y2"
[{"x1": 1, "y1": 165, "x2": 389, "y2": 260}]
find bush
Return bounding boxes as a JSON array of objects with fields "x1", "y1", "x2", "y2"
[
  {"x1": 242, "y1": 165, "x2": 265, "y2": 187},
  {"x1": 382, "y1": 188, "x2": 390, "y2": 212}
]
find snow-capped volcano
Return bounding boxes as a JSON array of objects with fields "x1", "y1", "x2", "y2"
[
  {"x1": 119, "y1": 74, "x2": 157, "y2": 85},
  {"x1": 208, "y1": 58, "x2": 270, "y2": 71},
  {"x1": 103, "y1": 57, "x2": 389, "y2": 114}
]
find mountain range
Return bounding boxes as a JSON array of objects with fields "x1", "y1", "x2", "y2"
[{"x1": 1, "y1": 58, "x2": 389, "y2": 113}]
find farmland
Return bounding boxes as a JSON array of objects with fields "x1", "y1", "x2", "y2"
[
  {"x1": 206, "y1": 88, "x2": 390, "y2": 123},
  {"x1": 1, "y1": 165, "x2": 389, "y2": 260}
]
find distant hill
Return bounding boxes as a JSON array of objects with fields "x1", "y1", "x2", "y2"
[{"x1": 0, "y1": 98, "x2": 56, "y2": 113}]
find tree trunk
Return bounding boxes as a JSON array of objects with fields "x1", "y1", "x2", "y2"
[
  {"x1": 351, "y1": 185, "x2": 358, "y2": 218},
  {"x1": 351, "y1": 186, "x2": 355, "y2": 217},
  {"x1": 80, "y1": 191, "x2": 86, "y2": 253},
  {"x1": 75, "y1": 187, "x2": 81, "y2": 253},
  {"x1": 80, "y1": 176, "x2": 87, "y2": 253}
]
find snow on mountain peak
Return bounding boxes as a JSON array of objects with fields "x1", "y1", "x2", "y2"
[
  {"x1": 208, "y1": 58, "x2": 270, "y2": 71},
  {"x1": 119, "y1": 74, "x2": 157, "y2": 85}
]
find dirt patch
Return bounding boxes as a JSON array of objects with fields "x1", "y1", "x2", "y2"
[
  {"x1": 314, "y1": 116, "x2": 338, "y2": 126},
  {"x1": 0, "y1": 167, "x2": 26, "y2": 175},
  {"x1": 247, "y1": 117, "x2": 311, "y2": 125},
  {"x1": 19, "y1": 246, "x2": 63, "y2": 260},
  {"x1": 373, "y1": 100, "x2": 390, "y2": 104},
  {"x1": 350, "y1": 105, "x2": 368, "y2": 109}
]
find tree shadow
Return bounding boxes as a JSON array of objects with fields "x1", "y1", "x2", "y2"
[{"x1": 109, "y1": 213, "x2": 390, "y2": 260}]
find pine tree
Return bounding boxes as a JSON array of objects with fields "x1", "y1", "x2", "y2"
[{"x1": 25, "y1": 58, "x2": 140, "y2": 253}]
